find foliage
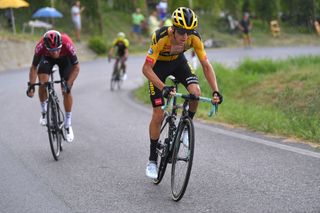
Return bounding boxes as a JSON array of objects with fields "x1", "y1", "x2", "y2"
[
  {"x1": 88, "y1": 36, "x2": 107, "y2": 55},
  {"x1": 135, "y1": 55, "x2": 320, "y2": 143},
  {"x1": 3, "y1": 0, "x2": 320, "y2": 36},
  {"x1": 254, "y1": 0, "x2": 278, "y2": 21}
]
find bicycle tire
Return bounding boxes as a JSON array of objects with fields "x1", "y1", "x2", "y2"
[
  {"x1": 110, "y1": 74, "x2": 116, "y2": 91},
  {"x1": 171, "y1": 117, "x2": 194, "y2": 201},
  {"x1": 57, "y1": 104, "x2": 64, "y2": 152},
  {"x1": 153, "y1": 113, "x2": 171, "y2": 184},
  {"x1": 47, "y1": 97, "x2": 62, "y2": 161}
]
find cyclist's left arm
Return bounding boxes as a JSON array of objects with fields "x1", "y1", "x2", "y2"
[
  {"x1": 67, "y1": 63, "x2": 80, "y2": 88},
  {"x1": 65, "y1": 43, "x2": 80, "y2": 88},
  {"x1": 124, "y1": 39, "x2": 130, "y2": 59},
  {"x1": 193, "y1": 37, "x2": 221, "y2": 103}
]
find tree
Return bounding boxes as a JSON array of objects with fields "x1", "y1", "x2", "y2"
[{"x1": 254, "y1": 0, "x2": 278, "y2": 22}]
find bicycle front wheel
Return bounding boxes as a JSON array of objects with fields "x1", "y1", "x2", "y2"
[
  {"x1": 47, "y1": 97, "x2": 62, "y2": 161},
  {"x1": 171, "y1": 117, "x2": 194, "y2": 201}
]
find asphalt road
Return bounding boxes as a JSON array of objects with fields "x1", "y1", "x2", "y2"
[{"x1": 1, "y1": 46, "x2": 320, "y2": 213}]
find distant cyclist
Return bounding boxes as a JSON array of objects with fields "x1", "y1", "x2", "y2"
[
  {"x1": 142, "y1": 7, "x2": 223, "y2": 178},
  {"x1": 108, "y1": 32, "x2": 129, "y2": 80},
  {"x1": 26, "y1": 30, "x2": 80, "y2": 143}
]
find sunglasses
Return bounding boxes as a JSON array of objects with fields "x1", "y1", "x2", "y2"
[{"x1": 175, "y1": 28, "x2": 193, "y2": 35}]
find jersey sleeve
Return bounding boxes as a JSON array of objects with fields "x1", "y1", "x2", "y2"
[
  {"x1": 32, "y1": 40, "x2": 44, "y2": 66},
  {"x1": 145, "y1": 32, "x2": 163, "y2": 65},
  {"x1": 192, "y1": 35, "x2": 207, "y2": 62},
  {"x1": 63, "y1": 35, "x2": 79, "y2": 65},
  {"x1": 124, "y1": 39, "x2": 129, "y2": 48},
  {"x1": 112, "y1": 39, "x2": 118, "y2": 46}
]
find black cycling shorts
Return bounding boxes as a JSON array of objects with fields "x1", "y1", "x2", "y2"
[
  {"x1": 148, "y1": 54, "x2": 199, "y2": 107},
  {"x1": 37, "y1": 56, "x2": 73, "y2": 81}
]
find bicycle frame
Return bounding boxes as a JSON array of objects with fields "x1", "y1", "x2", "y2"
[
  {"x1": 154, "y1": 75, "x2": 218, "y2": 201},
  {"x1": 110, "y1": 56, "x2": 125, "y2": 91},
  {"x1": 33, "y1": 70, "x2": 66, "y2": 160}
]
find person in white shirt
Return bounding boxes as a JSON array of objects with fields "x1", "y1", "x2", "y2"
[{"x1": 71, "y1": 1, "x2": 85, "y2": 42}]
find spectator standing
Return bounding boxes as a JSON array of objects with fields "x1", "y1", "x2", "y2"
[
  {"x1": 5, "y1": 9, "x2": 13, "y2": 28},
  {"x1": 148, "y1": 10, "x2": 160, "y2": 35},
  {"x1": 131, "y1": 8, "x2": 145, "y2": 40},
  {"x1": 238, "y1": 12, "x2": 252, "y2": 48},
  {"x1": 157, "y1": 0, "x2": 168, "y2": 21},
  {"x1": 71, "y1": 1, "x2": 85, "y2": 42}
]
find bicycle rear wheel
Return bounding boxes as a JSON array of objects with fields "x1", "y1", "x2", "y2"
[
  {"x1": 171, "y1": 117, "x2": 194, "y2": 201},
  {"x1": 47, "y1": 97, "x2": 62, "y2": 161},
  {"x1": 153, "y1": 113, "x2": 172, "y2": 184}
]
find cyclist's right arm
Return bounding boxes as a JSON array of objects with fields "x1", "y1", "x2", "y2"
[
  {"x1": 142, "y1": 60, "x2": 165, "y2": 91},
  {"x1": 27, "y1": 44, "x2": 42, "y2": 98}
]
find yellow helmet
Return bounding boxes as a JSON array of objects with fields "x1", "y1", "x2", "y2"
[
  {"x1": 172, "y1": 7, "x2": 198, "y2": 30},
  {"x1": 117, "y1": 32, "x2": 125, "y2": 38}
]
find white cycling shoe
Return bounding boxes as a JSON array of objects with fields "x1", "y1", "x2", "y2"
[
  {"x1": 65, "y1": 126, "x2": 74, "y2": 143},
  {"x1": 39, "y1": 113, "x2": 47, "y2": 126},
  {"x1": 146, "y1": 161, "x2": 158, "y2": 179},
  {"x1": 122, "y1": 73, "x2": 127, "y2": 81}
]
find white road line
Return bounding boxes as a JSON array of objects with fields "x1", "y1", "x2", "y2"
[
  {"x1": 127, "y1": 91, "x2": 320, "y2": 159},
  {"x1": 197, "y1": 123, "x2": 320, "y2": 159}
]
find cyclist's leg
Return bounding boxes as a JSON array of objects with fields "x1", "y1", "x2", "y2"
[
  {"x1": 146, "y1": 61, "x2": 173, "y2": 178},
  {"x1": 113, "y1": 58, "x2": 120, "y2": 74},
  {"x1": 120, "y1": 56, "x2": 126, "y2": 73},
  {"x1": 38, "y1": 58, "x2": 54, "y2": 117},
  {"x1": 58, "y1": 57, "x2": 73, "y2": 128},
  {"x1": 172, "y1": 54, "x2": 200, "y2": 119},
  {"x1": 148, "y1": 60, "x2": 174, "y2": 141}
]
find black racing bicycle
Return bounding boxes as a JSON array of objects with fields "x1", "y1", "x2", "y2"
[
  {"x1": 110, "y1": 57, "x2": 125, "y2": 91},
  {"x1": 153, "y1": 76, "x2": 218, "y2": 201},
  {"x1": 31, "y1": 70, "x2": 67, "y2": 161}
]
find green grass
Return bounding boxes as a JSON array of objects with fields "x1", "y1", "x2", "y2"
[{"x1": 135, "y1": 55, "x2": 320, "y2": 143}]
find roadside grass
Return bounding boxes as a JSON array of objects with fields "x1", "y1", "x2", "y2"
[{"x1": 135, "y1": 55, "x2": 320, "y2": 143}]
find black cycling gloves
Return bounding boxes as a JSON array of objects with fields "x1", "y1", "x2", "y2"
[
  {"x1": 26, "y1": 82, "x2": 35, "y2": 97},
  {"x1": 212, "y1": 91, "x2": 223, "y2": 104},
  {"x1": 162, "y1": 86, "x2": 175, "y2": 98}
]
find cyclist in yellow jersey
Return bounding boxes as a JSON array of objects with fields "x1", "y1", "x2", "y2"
[
  {"x1": 142, "y1": 7, "x2": 223, "y2": 179},
  {"x1": 108, "y1": 32, "x2": 129, "y2": 80}
]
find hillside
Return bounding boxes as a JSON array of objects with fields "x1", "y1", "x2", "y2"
[{"x1": 0, "y1": 36, "x2": 96, "y2": 72}]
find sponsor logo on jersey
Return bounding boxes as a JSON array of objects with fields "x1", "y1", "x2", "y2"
[
  {"x1": 148, "y1": 48, "x2": 153, "y2": 55},
  {"x1": 146, "y1": 56, "x2": 154, "y2": 64},
  {"x1": 154, "y1": 98, "x2": 163, "y2": 106},
  {"x1": 149, "y1": 81, "x2": 155, "y2": 96}
]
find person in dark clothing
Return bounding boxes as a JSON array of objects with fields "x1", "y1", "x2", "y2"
[{"x1": 238, "y1": 12, "x2": 252, "y2": 48}]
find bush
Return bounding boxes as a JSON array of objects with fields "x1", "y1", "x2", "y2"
[{"x1": 88, "y1": 37, "x2": 107, "y2": 55}]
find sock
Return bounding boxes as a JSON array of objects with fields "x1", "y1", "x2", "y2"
[
  {"x1": 149, "y1": 138, "x2": 158, "y2": 162},
  {"x1": 65, "y1": 112, "x2": 72, "y2": 128},
  {"x1": 188, "y1": 110, "x2": 196, "y2": 119},
  {"x1": 40, "y1": 100, "x2": 48, "y2": 114}
]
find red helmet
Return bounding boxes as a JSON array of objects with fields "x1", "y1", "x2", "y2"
[{"x1": 43, "y1": 30, "x2": 62, "y2": 51}]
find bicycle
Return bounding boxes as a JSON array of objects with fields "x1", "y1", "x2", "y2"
[
  {"x1": 110, "y1": 56, "x2": 125, "y2": 91},
  {"x1": 31, "y1": 69, "x2": 67, "y2": 161},
  {"x1": 153, "y1": 76, "x2": 218, "y2": 201}
]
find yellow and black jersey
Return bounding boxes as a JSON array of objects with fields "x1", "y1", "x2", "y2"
[
  {"x1": 145, "y1": 26, "x2": 207, "y2": 65},
  {"x1": 112, "y1": 37, "x2": 129, "y2": 57},
  {"x1": 112, "y1": 37, "x2": 129, "y2": 48}
]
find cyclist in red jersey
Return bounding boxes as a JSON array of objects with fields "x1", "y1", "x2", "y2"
[{"x1": 26, "y1": 30, "x2": 80, "y2": 143}]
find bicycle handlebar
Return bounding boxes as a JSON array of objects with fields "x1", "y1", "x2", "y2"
[
  {"x1": 31, "y1": 80, "x2": 63, "y2": 86},
  {"x1": 162, "y1": 92, "x2": 218, "y2": 117}
]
